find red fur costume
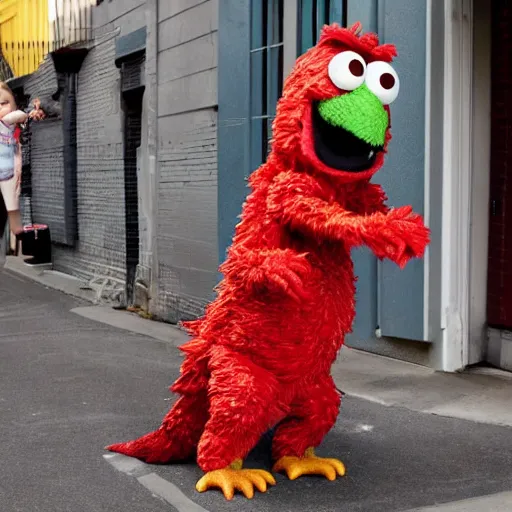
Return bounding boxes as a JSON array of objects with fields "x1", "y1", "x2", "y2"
[{"x1": 107, "y1": 23, "x2": 429, "y2": 500}]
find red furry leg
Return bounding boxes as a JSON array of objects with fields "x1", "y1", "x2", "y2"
[
  {"x1": 107, "y1": 391, "x2": 208, "y2": 464},
  {"x1": 196, "y1": 346, "x2": 287, "y2": 472},
  {"x1": 272, "y1": 376, "x2": 340, "y2": 460}
]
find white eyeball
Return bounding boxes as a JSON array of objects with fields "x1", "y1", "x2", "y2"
[
  {"x1": 327, "y1": 51, "x2": 367, "y2": 91},
  {"x1": 365, "y1": 61, "x2": 400, "y2": 105}
]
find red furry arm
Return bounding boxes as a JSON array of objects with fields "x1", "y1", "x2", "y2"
[
  {"x1": 267, "y1": 171, "x2": 387, "y2": 247},
  {"x1": 267, "y1": 171, "x2": 429, "y2": 267}
]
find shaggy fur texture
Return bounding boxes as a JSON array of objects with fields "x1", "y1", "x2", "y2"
[{"x1": 107, "y1": 22, "x2": 429, "y2": 496}]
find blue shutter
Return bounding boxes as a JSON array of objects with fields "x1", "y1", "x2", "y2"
[
  {"x1": 347, "y1": 0, "x2": 429, "y2": 345},
  {"x1": 373, "y1": 0, "x2": 428, "y2": 341},
  {"x1": 345, "y1": 1, "x2": 381, "y2": 345}
]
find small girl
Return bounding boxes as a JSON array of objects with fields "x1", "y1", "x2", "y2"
[{"x1": 0, "y1": 82, "x2": 28, "y2": 237}]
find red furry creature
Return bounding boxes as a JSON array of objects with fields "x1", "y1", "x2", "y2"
[{"x1": 107, "y1": 23, "x2": 430, "y2": 500}]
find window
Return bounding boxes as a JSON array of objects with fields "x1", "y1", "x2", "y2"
[
  {"x1": 249, "y1": 0, "x2": 284, "y2": 172},
  {"x1": 297, "y1": 0, "x2": 347, "y2": 54},
  {"x1": 248, "y1": 0, "x2": 347, "y2": 172}
]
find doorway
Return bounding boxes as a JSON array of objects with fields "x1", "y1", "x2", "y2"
[
  {"x1": 487, "y1": 1, "x2": 512, "y2": 330},
  {"x1": 122, "y1": 89, "x2": 143, "y2": 306},
  {"x1": 482, "y1": 0, "x2": 512, "y2": 371},
  {"x1": 487, "y1": 1, "x2": 512, "y2": 329}
]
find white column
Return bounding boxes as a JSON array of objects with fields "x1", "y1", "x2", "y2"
[{"x1": 439, "y1": 0, "x2": 473, "y2": 371}]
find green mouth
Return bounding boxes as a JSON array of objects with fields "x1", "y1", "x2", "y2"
[{"x1": 317, "y1": 85, "x2": 388, "y2": 147}]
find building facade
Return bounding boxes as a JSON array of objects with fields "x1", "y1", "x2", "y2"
[
  {"x1": 8, "y1": 0, "x2": 219, "y2": 314},
  {"x1": 5, "y1": 0, "x2": 511, "y2": 374}
]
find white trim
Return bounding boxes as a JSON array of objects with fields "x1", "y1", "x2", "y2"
[
  {"x1": 423, "y1": 0, "x2": 432, "y2": 341},
  {"x1": 440, "y1": 0, "x2": 473, "y2": 371}
]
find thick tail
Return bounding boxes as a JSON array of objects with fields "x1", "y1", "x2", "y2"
[
  {"x1": 106, "y1": 392, "x2": 209, "y2": 464},
  {"x1": 107, "y1": 337, "x2": 210, "y2": 464},
  {"x1": 106, "y1": 426, "x2": 182, "y2": 464}
]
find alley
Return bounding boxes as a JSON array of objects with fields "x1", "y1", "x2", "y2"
[{"x1": 0, "y1": 269, "x2": 511, "y2": 512}]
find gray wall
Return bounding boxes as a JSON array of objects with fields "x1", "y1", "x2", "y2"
[
  {"x1": 154, "y1": 0, "x2": 218, "y2": 322},
  {"x1": 93, "y1": 0, "x2": 146, "y2": 37},
  {"x1": 68, "y1": 29, "x2": 126, "y2": 283}
]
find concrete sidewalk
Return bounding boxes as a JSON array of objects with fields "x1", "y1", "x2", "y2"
[{"x1": 72, "y1": 303, "x2": 512, "y2": 429}]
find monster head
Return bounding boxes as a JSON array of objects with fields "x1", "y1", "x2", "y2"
[{"x1": 272, "y1": 23, "x2": 399, "y2": 182}]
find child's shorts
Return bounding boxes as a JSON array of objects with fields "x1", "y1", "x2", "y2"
[{"x1": 0, "y1": 174, "x2": 19, "y2": 212}]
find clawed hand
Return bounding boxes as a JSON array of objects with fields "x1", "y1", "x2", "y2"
[
  {"x1": 263, "y1": 252, "x2": 312, "y2": 302},
  {"x1": 372, "y1": 206, "x2": 430, "y2": 268}
]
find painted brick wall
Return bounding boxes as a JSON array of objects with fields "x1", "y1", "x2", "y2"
[
  {"x1": 65, "y1": 29, "x2": 126, "y2": 283},
  {"x1": 155, "y1": 0, "x2": 218, "y2": 322},
  {"x1": 487, "y1": 2, "x2": 512, "y2": 328}
]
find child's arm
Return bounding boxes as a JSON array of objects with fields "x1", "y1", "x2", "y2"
[{"x1": 2, "y1": 110, "x2": 28, "y2": 126}]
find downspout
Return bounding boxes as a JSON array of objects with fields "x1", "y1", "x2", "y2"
[
  {"x1": 146, "y1": 0, "x2": 159, "y2": 315},
  {"x1": 62, "y1": 72, "x2": 78, "y2": 245}
]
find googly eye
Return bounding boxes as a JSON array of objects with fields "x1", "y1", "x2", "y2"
[
  {"x1": 328, "y1": 51, "x2": 367, "y2": 92},
  {"x1": 365, "y1": 61, "x2": 400, "y2": 105}
]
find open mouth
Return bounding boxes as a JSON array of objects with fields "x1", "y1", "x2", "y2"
[{"x1": 312, "y1": 102, "x2": 383, "y2": 172}]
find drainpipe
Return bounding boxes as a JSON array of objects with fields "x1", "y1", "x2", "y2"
[{"x1": 145, "y1": 0, "x2": 159, "y2": 316}]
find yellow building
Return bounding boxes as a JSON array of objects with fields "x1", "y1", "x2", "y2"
[
  {"x1": 0, "y1": 0, "x2": 93, "y2": 78},
  {"x1": 0, "y1": 0, "x2": 49, "y2": 77}
]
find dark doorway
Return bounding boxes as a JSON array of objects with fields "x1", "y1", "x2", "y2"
[
  {"x1": 487, "y1": 1, "x2": 512, "y2": 328},
  {"x1": 122, "y1": 88, "x2": 143, "y2": 306}
]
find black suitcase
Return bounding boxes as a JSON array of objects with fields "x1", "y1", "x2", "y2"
[{"x1": 21, "y1": 224, "x2": 52, "y2": 264}]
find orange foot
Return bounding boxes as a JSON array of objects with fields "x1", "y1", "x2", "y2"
[
  {"x1": 273, "y1": 447, "x2": 346, "y2": 481},
  {"x1": 196, "y1": 459, "x2": 276, "y2": 500}
]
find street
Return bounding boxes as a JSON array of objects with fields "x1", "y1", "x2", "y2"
[{"x1": 1, "y1": 269, "x2": 512, "y2": 512}]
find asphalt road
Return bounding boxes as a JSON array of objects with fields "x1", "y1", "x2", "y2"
[{"x1": 1, "y1": 269, "x2": 512, "y2": 512}]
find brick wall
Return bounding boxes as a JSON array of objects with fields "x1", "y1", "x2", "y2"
[
  {"x1": 487, "y1": 1, "x2": 512, "y2": 327},
  {"x1": 62, "y1": 29, "x2": 126, "y2": 283},
  {"x1": 154, "y1": 0, "x2": 218, "y2": 322}
]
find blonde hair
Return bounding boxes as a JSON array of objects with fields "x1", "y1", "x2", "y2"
[{"x1": 0, "y1": 82, "x2": 17, "y2": 110}]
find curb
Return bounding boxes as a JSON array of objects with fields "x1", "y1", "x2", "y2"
[{"x1": 3, "y1": 255, "x2": 99, "y2": 303}]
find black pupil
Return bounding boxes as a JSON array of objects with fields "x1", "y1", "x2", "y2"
[
  {"x1": 380, "y1": 73, "x2": 395, "y2": 90},
  {"x1": 349, "y1": 59, "x2": 364, "y2": 77}
]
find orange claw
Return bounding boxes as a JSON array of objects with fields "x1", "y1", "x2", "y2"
[
  {"x1": 273, "y1": 447, "x2": 346, "y2": 481},
  {"x1": 196, "y1": 460, "x2": 276, "y2": 500}
]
